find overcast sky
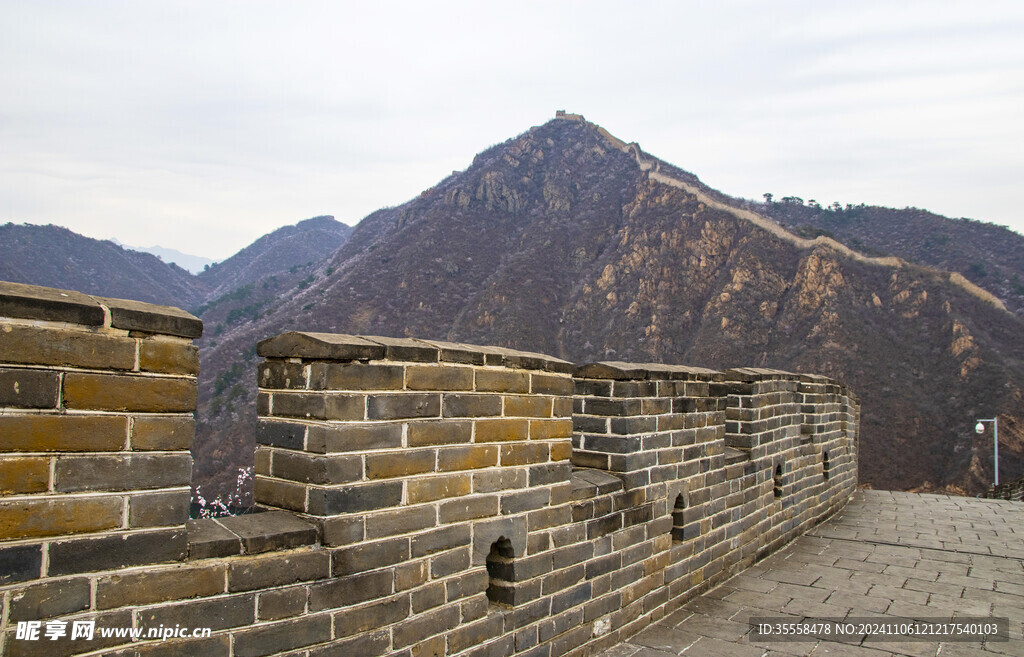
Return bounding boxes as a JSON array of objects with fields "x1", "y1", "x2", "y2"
[{"x1": 3, "y1": 1, "x2": 1023, "y2": 261}]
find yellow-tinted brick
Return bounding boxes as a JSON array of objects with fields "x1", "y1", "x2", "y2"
[
  {"x1": 139, "y1": 339, "x2": 199, "y2": 375},
  {"x1": 0, "y1": 497, "x2": 123, "y2": 540},
  {"x1": 407, "y1": 474, "x2": 471, "y2": 503},
  {"x1": 0, "y1": 325, "x2": 135, "y2": 370},
  {"x1": 0, "y1": 457, "x2": 50, "y2": 494},
  {"x1": 504, "y1": 395, "x2": 552, "y2": 418},
  {"x1": 530, "y1": 419, "x2": 573, "y2": 441},
  {"x1": 63, "y1": 373, "x2": 196, "y2": 412},
  {"x1": 0, "y1": 415, "x2": 127, "y2": 452},
  {"x1": 474, "y1": 419, "x2": 528, "y2": 443},
  {"x1": 406, "y1": 365, "x2": 473, "y2": 391}
]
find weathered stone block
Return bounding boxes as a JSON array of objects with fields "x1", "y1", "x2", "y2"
[
  {"x1": 332, "y1": 537, "x2": 411, "y2": 575},
  {"x1": 438, "y1": 445, "x2": 499, "y2": 471},
  {"x1": 505, "y1": 395, "x2": 552, "y2": 418},
  {"x1": 227, "y1": 550, "x2": 330, "y2": 592},
  {"x1": 0, "y1": 544, "x2": 41, "y2": 588},
  {"x1": 63, "y1": 373, "x2": 196, "y2": 412},
  {"x1": 475, "y1": 418, "x2": 529, "y2": 442},
  {"x1": 308, "y1": 570, "x2": 394, "y2": 610},
  {"x1": 271, "y1": 392, "x2": 364, "y2": 421},
  {"x1": 132, "y1": 415, "x2": 194, "y2": 450},
  {"x1": 306, "y1": 422, "x2": 403, "y2": 453},
  {"x1": 408, "y1": 419, "x2": 473, "y2": 446},
  {"x1": 585, "y1": 398, "x2": 641, "y2": 417},
  {"x1": 0, "y1": 496, "x2": 123, "y2": 540},
  {"x1": 0, "y1": 281, "x2": 105, "y2": 324},
  {"x1": 473, "y1": 468, "x2": 528, "y2": 493},
  {"x1": 443, "y1": 391, "x2": 503, "y2": 418},
  {"x1": 439, "y1": 495, "x2": 500, "y2": 523},
  {"x1": 531, "y1": 373, "x2": 574, "y2": 395},
  {"x1": 366, "y1": 449, "x2": 436, "y2": 479},
  {"x1": 0, "y1": 325, "x2": 136, "y2": 370},
  {"x1": 312, "y1": 630, "x2": 390, "y2": 657},
  {"x1": 530, "y1": 418, "x2": 573, "y2": 440},
  {"x1": 499, "y1": 442, "x2": 549, "y2": 466},
  {"x1": 1, "y1": 414, "x2": 127, "y2": 452},
  {"x1": 411, "y1": 581, "x2": 446, "y2": 613},
  {"x1": 258, "y1": 586, "x2": 308, "y2": 621},
  {"x1": 306, "y1": 481, "x2": 404, "y2": 515},
  {"x1": 217, "y1": 510, "x2": 319, "y2": 554},
  {"x1": 475, "y1": 369, "x2": 530, "y2": 393},
  {"x1": 253, "y1": 477, "x2": 306, "y2": 512},
  {"x1": 8, "y1": 577, "x2": 91, "y2": 621},
  {"x1": 271, "y1": 451, "x2": 362, "y2": 485},
  {"x1": 139, "y1": 339, "x2": 200, "y2": 375},
  {"x1": 138, "y1": 593, "x2": 255, "y2": 632},
  {"x1": 392, "y1": 604, "x2": 460, "y2": 648},
  {"x1": 329, "y1": 593, "x2": 405, "y2": 634},
  {"x1": 257, "y1": 332, "x2": 385, "y2": 360},
  {"x1": 95, "y1": 563, "x2": 226, "y2": 609},
  {"x1": 233, "y1": 614, "x2": 333, "y2": 657},
  {"x1": 448, "y1": 614, "x2": 506, "y2": 655},
  {"x1": 0, "y1": 368, "x2": 58, "y2": 408},
  {"x1": 100, "y1": 295, "x2": 202, "y2": 338},
  {"x1": 365, "y1": 504, "x2": 438, "y2": 539},
  {"x1": 308, "y1": 362, "x2": 404, "y2": 390},
  {"x1": 48, "y1": 528, "x2": 187, "y2": 575},
  {"x1": 407, "y1": 364, "x2": 474, "y2": 391},
  {"x1": 501, "y1": 488, "x2": 551, "y2": 514},
  {"x1": 129, "y1": 489, "x2": 190, "y2": 527},
  {"x1": 0, "y1": 456, "x2": 49, "y2": 494},
  {"x1": 408, "y1": 473, "x2": 471, "y2": 503},
  {"x1": 55, "y1": 453, "x2": 191, "y2": 492},
  {"x1": 529, "y1": 462, "x2": 572, "y2": 486},
  {"x1": 367, "y1": 393, "x2": 441, "y2": 420},
  {"x1": 319, "y1": 515, "x2": 364, "y2": 547},
  {"x1": 258, "y1": 360, "x2": 307, "y2": 389}
]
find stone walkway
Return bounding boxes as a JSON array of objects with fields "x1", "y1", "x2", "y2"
[{"x1": 599, "y1": 490, "x2": 1024, "y2": 657}]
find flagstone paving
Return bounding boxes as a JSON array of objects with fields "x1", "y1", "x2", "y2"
[{"x1": 598, "y1": 490, "x2": 1024, "y2": 657}]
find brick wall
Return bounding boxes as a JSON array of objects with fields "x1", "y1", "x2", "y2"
[
  {"x1": 986, "y1": 476, "x2": 1024, "y2": 501},
  {"x1": 0, "y1": 283, "x2": 859, "y2": 657}
]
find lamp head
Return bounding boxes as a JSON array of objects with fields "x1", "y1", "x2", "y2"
[{"x1": 975, "y1": 421, "x2": 985, "y2": 434}]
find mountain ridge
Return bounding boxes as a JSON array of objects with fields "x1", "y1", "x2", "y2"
[{"x1": 190, "y1": 115, "x2": 1024, "y2": 499}]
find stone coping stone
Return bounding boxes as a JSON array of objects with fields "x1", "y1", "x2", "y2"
[
  {"x1": 257, "y1": 331, "x2": 574, "y2": 373},
  {"x1": 0, "y1": 281, "x2": 202, "y2": 338},
  {"x1": 726, "y1": 368, "x2": 852, "y2": 396},
  {"x1": 724, "y1": 446, "x2": 750, "y2": 465},
  {"x1": 574, "y1": 361, "x2": 723, "y2": 381},
  {"x1": 570, "y1": 467, "x2": 624, "y2": 500},
  {"x1": 96, "y1": 296, "x2": 202, "y2": 338},
  {"x1": 186, "y1": 510, "x2": 318, "y2": 559}
]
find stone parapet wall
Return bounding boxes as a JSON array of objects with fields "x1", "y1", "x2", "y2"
[
  {"x1": 0, "y1": 282, "x2": 201, "y2": 588},
  {"x1": 0, "y1": 283, "x2": 859, "y2": 657}
]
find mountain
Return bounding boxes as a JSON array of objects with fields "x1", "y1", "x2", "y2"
[
  {"x1": 111, "y1": 240, "x2": 215, "y2": 274},
  {"x1": 0, "y1": 223, "x2": 208, "y2": 308},
  {"x1": 196, "y1": 215, "x2": 351, "y2": 299},
  {"x1": 193, "y1": 113, "x2": 1024, "y2": 501},
  {"x1": 191, "y1": 216, "x2": 352, "y2": 357},
  {"x1": 757, "y1": 201, "x2": 1024, "y2": 318}
]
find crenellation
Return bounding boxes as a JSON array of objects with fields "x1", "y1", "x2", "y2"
[{"x1": 0, "y1": 284, "x2": 858, "y2": 657}]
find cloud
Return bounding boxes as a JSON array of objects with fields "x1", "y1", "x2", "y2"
[{"x1": 2, "y1": 1, "x2": 1023, "y2": 257}]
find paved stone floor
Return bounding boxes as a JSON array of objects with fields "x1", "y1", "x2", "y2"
[{"x1": 599, "y1": 490, "x2": 1024, "y2": 657}]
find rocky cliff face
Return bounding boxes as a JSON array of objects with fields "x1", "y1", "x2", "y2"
[{"x1": 193, "y1": 116, "x2": 1024, "y2": 499}]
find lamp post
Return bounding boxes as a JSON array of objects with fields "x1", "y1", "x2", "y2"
[{"x1": 975, "y1": 418, "x2": 999, "y2": 487}]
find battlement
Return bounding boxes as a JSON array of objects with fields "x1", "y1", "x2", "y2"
[
  {"x1": 0, "y1": 283, "x2": 858, "y2": 657},
  {"x1": 554, "y1": 110, "x2": 586, "y2": 122}
]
